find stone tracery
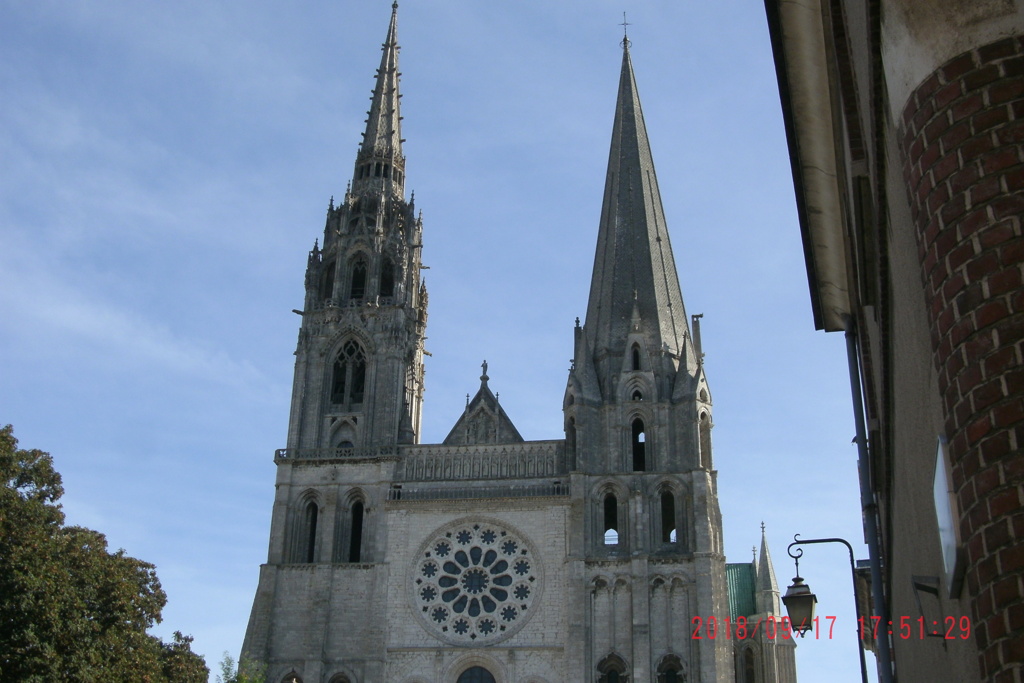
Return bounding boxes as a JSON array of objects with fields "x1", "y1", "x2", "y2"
[{"x1": 413, "y1": 521, "x2": 539, "y2": 644}]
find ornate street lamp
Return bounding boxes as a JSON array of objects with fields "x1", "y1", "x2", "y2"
[
  {"x1": 782, "y1": 574, "x2": 817, "y2": 635},
  {"x1": 785, "y1": 535, "x2": 869, "y2": 683}
]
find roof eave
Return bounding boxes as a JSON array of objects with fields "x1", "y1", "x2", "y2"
[{"x1": 764, "y1": 0, "x2": 852, "y2": 333}]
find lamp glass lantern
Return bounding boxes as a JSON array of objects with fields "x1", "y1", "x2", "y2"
[{"x1": 782, "y1": 576, "x2": 817, "y2": 635}]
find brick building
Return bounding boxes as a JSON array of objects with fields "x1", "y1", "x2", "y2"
[
  {"x1": 763, "y1": 1, "x2": 1024, "y2": 680},
  {"x1": 240, "y1": 5, "x2": 796, "y2": 682}
]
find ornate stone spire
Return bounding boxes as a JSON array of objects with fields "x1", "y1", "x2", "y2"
[
  {"x1": 352, "y1": 1, "x2": 405, "y2": 198},
  {"x1": 582, "y1": 39, "x2": 691, "y2": 371}
]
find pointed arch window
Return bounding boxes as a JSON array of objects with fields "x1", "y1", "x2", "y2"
[
  {"x1": 300, "y1": 501, "x2": 318, "y2": 563},
  {"x1": 740, "y1": 648, "x2": 756, "y2": 683},
  {"x1": 349, "y1": 257, "x2": 368, "y2": 299},
  {"x1": 322, "y1": 261, "x2": 336, "y2": 301},
  {"x1": 598, "y1": 654, "x2": 629, "y2": 682},
  {"x1": 603, "y1": 493, "x2": 619, "y2": 545},
  {"x1": 380, "y1": 257, "x2": 396, "y2": 298},
  {"x1": 661, "y1": 491, "x2": 677, "y2": 544},
  {"x1": 699, "y1": 412, "x2": 711, "y2": 469},
  {"x1": 657, "y1": 655, "x2": 684, "y2": 682},
  {"x1": 632, "y1": 419, "x2": 646, "y2": 472},
  {"x1": 348, "y1": 500, "x2": 364, "y2": 562},
  {"x1": 331, "y1": 341, "x2": 367, "y2": 407},
  {"x1": 632, "y1": 345, "x2": 641, "y2": 371},
  {"x1": 566, "y1": 417, "x2": 577, "y2": 469}
]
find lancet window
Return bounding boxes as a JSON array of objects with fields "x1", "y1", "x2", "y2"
[
  {"x1": 292, "y1": 500, "x2": 318, "y2": 564},
  {"x1": 348, "y1": 500, "x2": 364, "y2": 562},
  {"x1": 349, "y1": 257, "x2": 368, "y2": 299},
  {"x1": 738, "y1": 648, "x2": 756, "y2": 683},
  {"x1": 632, "y1": 418, "x2": 647, "y2": 471},
  {"x1": 661, "y1": 490, "x2": 677, "y2": 544},
  {"x1": 380, "y1": 257, "x2": 396, "y2": 298},
  {"x1": 603, "y1": 493, "x2": 619, "y2": 545},
  {"x1": 322, "y1": 261, "x2": 336, "y2": 301},
  {"x1": 699, "y1": 411, "x2": 711, "y2": 468},
  {"x1": 331, "y1": 341, "x2": 367, "y2": 407}
]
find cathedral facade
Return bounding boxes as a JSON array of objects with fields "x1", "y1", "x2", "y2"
[{"x1": 241, "y1": 6, "x2": 796, "y2": 682}]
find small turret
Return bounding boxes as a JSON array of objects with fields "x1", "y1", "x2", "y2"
[{"x1": 756, "y1": 523, "x2": 782, "y2": 616}]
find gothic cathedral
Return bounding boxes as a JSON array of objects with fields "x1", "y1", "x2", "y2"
[{"x1": 242, "y1": 6, "x2": 797, "y2": 683}]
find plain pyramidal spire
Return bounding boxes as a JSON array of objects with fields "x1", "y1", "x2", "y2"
[{"x1": 582, "y1": 34, "x2": 691, "y2": 361}]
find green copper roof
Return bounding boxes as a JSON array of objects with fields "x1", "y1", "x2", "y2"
[{"x1": 726, "y1": 562, "x2": 757, "y2": 619}]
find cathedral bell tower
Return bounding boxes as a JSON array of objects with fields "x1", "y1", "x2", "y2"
[
  {"x1": 563, "y1": 38, "x2": 732, "y2": 681},
  {"x1": 292, "y1": 1, "x2": 426, "y2": 451}
]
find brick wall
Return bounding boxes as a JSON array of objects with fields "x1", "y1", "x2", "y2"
[{"x1": 899, "y1": 35, "x2": 1024, "y2": 682}]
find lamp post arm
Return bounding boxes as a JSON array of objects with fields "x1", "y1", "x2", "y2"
[{"x1": 788, "y1": 535, "x2": 868, "y2": 683}]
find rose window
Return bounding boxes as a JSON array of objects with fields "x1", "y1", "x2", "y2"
[{"x1": 413, "y1": 521, "x2": 540, "y2": 644}]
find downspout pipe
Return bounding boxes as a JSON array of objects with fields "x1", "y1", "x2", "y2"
[{"x1": 844, "y1": 314, "x2": 894, "y2": 683}]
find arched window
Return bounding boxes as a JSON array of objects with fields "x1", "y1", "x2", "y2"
[
  {"x1": 322, "y1": 261, "x2": 336, "y2": 300},
  {"x1": 348, "y1": 500, "x2": 364, "y2": 563},
  {"x1": 632, "y1": 346, "x2": 641, "y2": 371},
  {"x1": 380, "y1": 257, "x2": 396, "y2": 298},
  {"x1": 699, "y1": 412, "x2": 711, "y2": 468},
  {"x1": 598, "y1": 654, "x2": 629, "y2": 682},
  {"x1": 657, "y1": 654, "x2": 684, "y2": 682},
  {"x1": 349, "y1": 257, "x2": 368, "y2": 299},
  {"x1": 282, "y1": 674, "x2": 303, "y2": 683},
  {"x1": 741, "y1": 648, "x2": 756, "y2": 683},
  {"x1": 303, "y1": 501, "x2": 318, "y2": 563},
  {"x1": 603, "y1": 493, "x2": 619, "y2": 545},
  {"x1": 661, "y1": 491, "x2": 677, "y2": 544},
  {"x1": 631, "y1": 390, "x2": 643, "y2": 401},
  {"x1": 566, "y1": 417, "x2": 577, "y2": 469},
  {"x1": 331, "y1": 341, "x2": 367, "y2": 407},
  {"x1": 632, "y1": 419, "x2": 646, "y2": 471},
  {"x1": 457, "y1": 666, "x2": 496, "y2": 683}
]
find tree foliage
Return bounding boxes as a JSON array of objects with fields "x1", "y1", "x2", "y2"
[
  {"x1": 217, "y1": 652, "x2": 267, "y2": 683},
  {"x1": 0, "y1": 425, "x2": 208, "y2": 682}
]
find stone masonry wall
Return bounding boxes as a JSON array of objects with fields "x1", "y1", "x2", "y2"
[{"x1": 899, "y1": 35, "x2": 1024, "y2": 682}]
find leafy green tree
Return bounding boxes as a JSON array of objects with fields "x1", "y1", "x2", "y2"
[
  {"x1": 0, "y1": 425, "x2": 208, "y2": 682},
  {"x1": 217, "y1": 652, "x2": 267, "y2": 683}
]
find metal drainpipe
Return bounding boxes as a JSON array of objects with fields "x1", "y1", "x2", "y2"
[{"x1": 844, "y1": 314, "x2": 895, "y2": 683}]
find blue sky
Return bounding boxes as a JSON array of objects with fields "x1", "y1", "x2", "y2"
[{"x1": 1, "y1": 2, "x2": 876, "y2": 681}]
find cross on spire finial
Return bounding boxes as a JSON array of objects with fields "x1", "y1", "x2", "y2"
[
  {"x1": 761, "y1": 521, "x2": 766, "y2": 534},
  {"x1": 620, "y1": 12, "x2": 631, "y2": 49}
]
